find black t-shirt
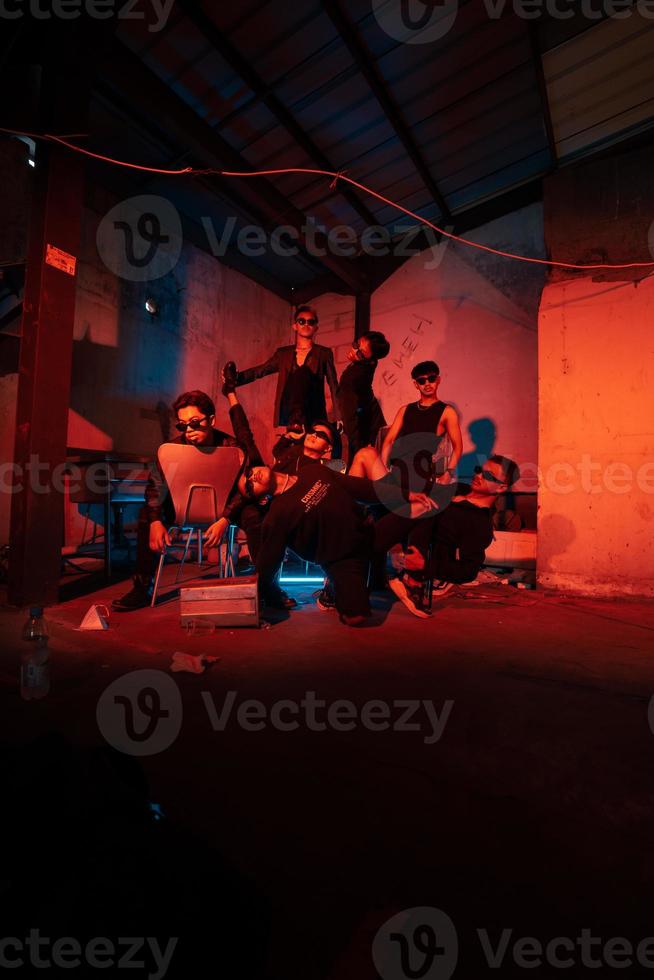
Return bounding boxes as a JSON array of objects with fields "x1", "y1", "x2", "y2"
[{"x1": 256, "y1": 464, "x2": 404, "y2": 591}]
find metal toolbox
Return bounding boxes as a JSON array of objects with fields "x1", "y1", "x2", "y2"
[{"x1": 179, "y1": 575, "x2": 259, "y2": 628}]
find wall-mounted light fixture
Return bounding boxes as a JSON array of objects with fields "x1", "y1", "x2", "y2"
[{"x1": 145, "y1": 298, "x2": 159, "y2": 316}]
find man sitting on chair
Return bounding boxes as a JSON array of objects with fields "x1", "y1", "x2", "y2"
[{"x1": 113, "y1": 389, "x2": 240, "y2": 611}]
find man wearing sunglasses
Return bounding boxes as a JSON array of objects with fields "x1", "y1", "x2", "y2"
[
  {"x1": 381, "y1": 360, "x2": 462, "y2": 492},
  {"x1": 225, "y1": 305, "x2": 339, "y2": 430},
  {"x1": 113, "y1": 390, "x2": 240, "y2": 611},
  {"x1": 385, "y1": 454, "x2": 520, "y2": 618},
  {"x1": 214, "y1": 377, "x2": 343, "y2": 608},
  {"x1": 238, "y1": 460, "x2": 435, "y2": 626}
]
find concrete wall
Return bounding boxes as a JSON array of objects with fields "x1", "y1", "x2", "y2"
[
  {"x1": 537, "y1": 142, "x2": 654, "y2": 598},
  {"x1": 367, "y1": 204, "x2": 545, "y2": 486},
  {"x1": 539, "y1": 276, "x2": 654, "y2": 596},
  {"x1": 1, "y1": 179, "x2": 291, "y2": 550},
  {"x1": 72, "y1": 187, "x2": 291, "y2": 461}
]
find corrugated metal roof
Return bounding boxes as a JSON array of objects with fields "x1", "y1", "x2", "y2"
[{"x1": 99, "y1": 0, "x2": 654, "y2": 292}]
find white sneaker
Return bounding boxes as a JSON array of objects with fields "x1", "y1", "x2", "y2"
[{"x1": 432, "y1": 580, "x2": 454, "y2": 599}]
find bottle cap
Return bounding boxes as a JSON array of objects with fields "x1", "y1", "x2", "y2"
[{"x1": 29, "y1": 606, "x2": 43, "y2": 617}]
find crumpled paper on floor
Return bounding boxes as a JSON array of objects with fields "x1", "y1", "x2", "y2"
[{"x1": 170, "y1": 652, "x2": 220, "y2": 674}]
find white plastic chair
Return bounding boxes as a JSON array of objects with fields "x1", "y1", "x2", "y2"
[{"x1": 150, "y1": 444, "x2": 244, "y2": 606}]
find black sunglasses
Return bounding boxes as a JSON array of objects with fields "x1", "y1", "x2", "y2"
[
  {"x1": 415, "y1": 374, "x2": 438, "y2": 385},
  {"x1": 176, "y1": 415, "x2": 209, "y2": 432},
  {"x1": 474, "y1": 465, "x2": 505, "y2": 485},
  {"x1": 307, "y1": 427, "x2": 333, "y2": 446},
  {"x1": 296, "y1": 317, "x2": 317, "y2": 326},
  {"x1": 243, "y1": 466, "x2": 256, "y2": 497}
]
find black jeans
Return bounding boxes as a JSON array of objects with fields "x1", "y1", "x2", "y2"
[{"x1": 323, "y1": 544, "x2": 371, "y2": 618}]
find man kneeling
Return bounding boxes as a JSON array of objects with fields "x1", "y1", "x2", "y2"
[{"x1": 239, "y1": 463, "x2": 433, "y2": 626}]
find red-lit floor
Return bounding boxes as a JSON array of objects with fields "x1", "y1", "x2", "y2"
[{"x1": 1, "y1": 575, "x2": 653, "y2": 979}]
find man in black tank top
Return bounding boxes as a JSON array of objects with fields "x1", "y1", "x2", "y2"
[{"x1": 380, "y1": 360, "x2": 462, "y2": 494}]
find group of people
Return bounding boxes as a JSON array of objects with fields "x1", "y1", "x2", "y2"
[{"x1": 113, "y1": 305, "x2": 519, "y2": 624}]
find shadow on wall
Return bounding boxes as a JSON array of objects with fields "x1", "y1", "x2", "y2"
[
  {"x1": 537, "y1": 514, "x2": 577, "y2": 572},
  {"x1": 458, "y1": 418, "x2": 497, "y2": 480}
]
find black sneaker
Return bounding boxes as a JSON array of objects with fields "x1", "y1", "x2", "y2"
[
  {"x1": 432, "y1": 580, "x2": 454, "y2": 599},
  {"x1": 264, "y1": 588, "x2": 298, "y2": 610},
  {"x1": 221, "y1": 360, "x2": 238, "y2": 396},
  {"x1": 314, "y1": 582, "x2": 336, "y2": 611},
  {"x1": 389, "y1": 576, "x2": 432, "y2": 619},
  {"x1": 112, "y1": 575, "x2": 152, "y2": 612}
]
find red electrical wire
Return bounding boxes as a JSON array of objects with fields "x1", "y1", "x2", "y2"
[{"x1": 4, "y1": 129, "x2": 654, "y2": 272}]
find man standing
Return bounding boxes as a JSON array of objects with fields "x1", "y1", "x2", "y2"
[
  {"x1": 381, "y1": 360, "x2": 462, "y2": 491},
  {"x1": 337, "y1": 330, "x2": 390, "y2": 464},
  {"x1": 112, "y1": 390, "x2": 240, "y2": 611},
  {"x1": 229, "y1": 305, "x2": 339, "y2": 429}
]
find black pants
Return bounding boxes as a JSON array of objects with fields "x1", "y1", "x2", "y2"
[
  {"x1": 323, "y1": 545, "x2": 371, "y2": 618},
  {"x1": 339, "y1": 394, "x2": 386, "y2": 464},
  {"x1": 371, "y1": 510, "x2": 438, "y2": 582}
]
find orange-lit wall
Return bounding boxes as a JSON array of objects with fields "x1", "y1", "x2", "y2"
[
  {"x1": 307, "y1": 205, "x2": 545, "y2": 486},
  {"x1": 538, "y1": 275, "x2": 654, "y2": 596}
]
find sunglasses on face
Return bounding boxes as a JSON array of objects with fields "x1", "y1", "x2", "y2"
[
  {"x1": 307, "y1": 427, "x2": 333, "y2": 446},
  {"x1": 415, "y1": 374, "x2": 438, "y2": 385},
  {"x1": 243, "y1": 466, "x2": 256, "y2": 497},
  {"x1": 474, "y1": 465, "x2": 505, "y2": 485},
  {"x1": 296, "y1": 317, "x2": 317, "y2": 326},
  {"x1": 176, "y1": 416, "x2": 209, "y2": 432}
]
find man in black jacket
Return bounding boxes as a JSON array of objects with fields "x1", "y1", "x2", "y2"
[
  {"x1": 230, "y1": 305, "x2": 339, "y2": 429},
  {"x1": 113, "y1": 390, "x2": 241, "y2": 611}
]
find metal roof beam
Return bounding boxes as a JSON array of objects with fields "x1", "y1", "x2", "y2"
[
  {"x1": 175, "y1": 0, "x2": 380, "y2": 229},
  {"x1": 321, "y1": 0, "x2": 452, "y2": 223},
  {"x1": 97, "y1": 38, "x2": 368, "y2": 294}
]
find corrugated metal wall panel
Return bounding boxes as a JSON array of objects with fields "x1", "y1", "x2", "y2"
[{"x1": 544, "y1": 13, "x2": 654, "y2": 160}]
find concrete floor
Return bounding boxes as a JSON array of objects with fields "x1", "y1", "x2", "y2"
[{"x1": 1, "y1": 569, "x2": 654, "y2": 979}]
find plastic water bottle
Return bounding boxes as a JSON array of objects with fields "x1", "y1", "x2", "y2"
[{"x1": 20, "y1": 606, "x2": 50, "y2": 700}]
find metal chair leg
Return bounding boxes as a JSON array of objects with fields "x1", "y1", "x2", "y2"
[
  {"x1": 197, "y1": 530, "x2": 204, "y2": 567},
  {"x1": 175, "y1": 527, "x2": 193, "y2": 583},
  {"x1": 225, "y1": 524, "x2": 236, "y2": 577},
  {"x1": 151, "y1": 551, "x2": 166, "y2": 607}
]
